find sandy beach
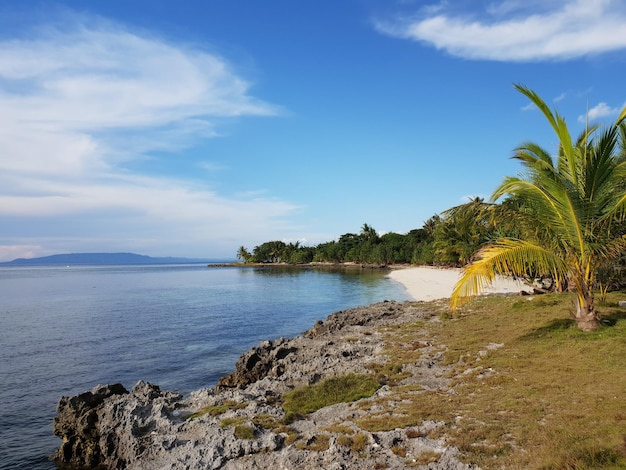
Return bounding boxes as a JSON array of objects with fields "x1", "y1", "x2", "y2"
[{"x1": 388, "y1": 266, "x2": 530, "y2": 302}]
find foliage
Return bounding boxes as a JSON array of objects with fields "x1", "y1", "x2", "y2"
[
  {"x1": 451, "y1": 84, "x2": 626, "y2": 331},
  {"x1": 433, "y1": 197, "x2": 496, "y2": 266},
  {"x1": 241, "y1": 223, "x2": 436, "y2": 266},
  {"x1": 233, "y1": 424, "x2": 256, "y2": 439},
  {"x1": 236, "y1": 246, "x2": 252, "y2": 262},
  {"x1": 251, "y1": 240, "x2": 287, "y2": 263},
  {"x1": 357, "y1": 293, "x2": 626, "y2": 468},
  {"x1": 282, "y1": 373, "x2": 380, "y2": 419},
  {"x1": 294, "y1": 433, "x2": 330, "y2": 452}
]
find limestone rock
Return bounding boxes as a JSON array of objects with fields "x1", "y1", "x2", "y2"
[
  {"x1": 52, "y1": 383, "x2": 128, "y2": 468},
  {"x1": 52, "y1": 302, "x2": 476, "y2": 470}
]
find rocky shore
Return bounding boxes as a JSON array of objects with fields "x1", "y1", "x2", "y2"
[{"x1": 52, "y1": 301, "x2": 477, "y2": 469}]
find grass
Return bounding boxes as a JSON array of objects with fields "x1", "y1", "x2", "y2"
[
  {"x1": 295, "y1": 433, "x2": 330, "y2": 452},
  {"x1": 233, "y1": 424, "x2": 255, "y2": 439},
  {"x1": 282, "y1": 373, "x2": 380, "y2": 420},
  {"x1": 364, "y1": 361, "x2": 411, "y2": 386},
  {"x1": 251, "y1": 414, "x2": 282, "y2": 429},
  {"x1": 324, "y1": 423, "x2": 355, "y2": 435},
  {"x1": 355, "y1": 292, "x2": 626, "y2": 469},
  {"x1": 219, "y1": 416, "x2": 246, "y2": 428}
]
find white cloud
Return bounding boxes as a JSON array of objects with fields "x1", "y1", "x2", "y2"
[
  {"x1": 375, "y1": 0, "x2": 626, "y2": 61},
  {"x1": 0, "y1": 12, "x2": 296, "y2": 261},
  {"x1": 577, "y1": 101, "x2": 623, "y2": 122}
]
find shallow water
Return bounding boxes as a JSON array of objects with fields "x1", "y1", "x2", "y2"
[{"x1": 0, "y1": 264, "x2": 410, "y2": 469}]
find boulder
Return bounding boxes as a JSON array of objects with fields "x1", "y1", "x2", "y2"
[{"x1": 52, "y1": 383, "x2": 128, "y2": 468}]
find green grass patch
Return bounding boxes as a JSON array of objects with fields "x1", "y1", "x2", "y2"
[
  {"x1": 233, "y1": 424, "x2": 255, "y2": 440},
  {"x1": 335, "y1": 432, "x2": 368, "y2": 452},
  {"x1": 356, "y1": 292, "x2": 626, "y2": 469},
  {"x1": 251, "y1": 414, "x2": 281, "y2": 429},
  {"x1": 282, "y1": 373, "x2": 380, "y2": 419}
]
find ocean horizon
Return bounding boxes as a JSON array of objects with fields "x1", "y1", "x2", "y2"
[{"x1": 0, "y1": 263, "x2": 410, "y2": 469}]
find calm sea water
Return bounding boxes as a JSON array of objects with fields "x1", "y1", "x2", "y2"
[{"x1": 0, "y1": 264, "x2": 410, "y2": 469}]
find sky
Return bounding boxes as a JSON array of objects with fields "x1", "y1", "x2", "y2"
[{"x1": 1, "y1": 0, "x2": 626, "y2": 261}]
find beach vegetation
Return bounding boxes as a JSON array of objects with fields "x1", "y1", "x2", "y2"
[
  {"x1": 364, "y1": 361, "x2": 410, "y2": 386},
  {"x1": 236, "y1": 246, "x2": 252, "y2": 262},
  {"x1": 294, "y1": 433, "x2": 330, "y2": 451},
  {"x1": 350, "y1": 432, "x2": 368, "y2": 452},
  {"x1": 281, "y1": 373, "x2": 380, "y2": 420},
  {"x1": 219, "y1": 416, "x2": 246, "y2": 428},
  {"x1": 451, "y1": 84, "x2": 626, "y2": 331},
  {"x1": 251, "y1": 414, "x2": 281, "y2": 429},
  {"x1": 333, "y1": 431, "x2": 369, "y2": 453},
  {"x1": 323, "y1": 422, "x2": 355, "y2": 435},
  {"x1": 233, "y1": 424, "x2": 256, "y2": 439},
  {"x1": 432, "y1": 197, "x2": 496, "y2": 266},
  {"x1": 356, "y1": 293, "x2": 626, "y2": 468}
]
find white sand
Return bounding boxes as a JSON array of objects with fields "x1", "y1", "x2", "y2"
[{"x1": 388, "y1": 266, "x2": 530, "y2": 302}]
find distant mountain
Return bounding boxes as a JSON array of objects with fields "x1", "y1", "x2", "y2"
[{"x1": 0, "y1": 252, "x2": 233, "y2": 266}]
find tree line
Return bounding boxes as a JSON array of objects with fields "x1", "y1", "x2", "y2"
[
  {"x1": 238, "y1": 85, "x2": 626, "y2": 331},
  {"x1": 236, "y1": 201, "x2": 528, "y2": 268}
]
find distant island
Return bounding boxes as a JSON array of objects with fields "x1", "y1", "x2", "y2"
[{"x1": 0, "y1": 252, "x2": 233, "y2": 266}]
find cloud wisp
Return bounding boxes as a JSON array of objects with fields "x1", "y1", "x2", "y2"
[
  {"x1": 577, "y1": 101, "x2": 625, "y2": 123},
  {"x1": 0, "y1": 13, "x2": 295, "y2": 260},
  {"x1": 375, "y1": 0, "x2": 626, "y2": 61}
]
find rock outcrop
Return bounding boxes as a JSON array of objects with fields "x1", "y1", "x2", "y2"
[
  {"x1": 53, "y1": 383, "x2": 128, "y2": 468},
  {"x1": 53, "y1": 301, "x2": 477, "y2": 469}
]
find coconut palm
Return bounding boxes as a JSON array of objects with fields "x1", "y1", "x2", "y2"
[
  {"x1": 236, "y1": 246, "x2": 252, "y2": 262},
  {"x1": 433, "y1": 197, "x2": 494, "y2": 266},
  {"x1": 450, "y1": 84, "x2": 626, "y2": 331}
]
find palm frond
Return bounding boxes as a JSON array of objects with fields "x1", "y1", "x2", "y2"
[
  {"x1": 513, "y1": 142, "x2": 555, "y2": 171},
  {"x1": 514, "y1": 84, "x2": 575, "y2": 170},
  {"x1": 450, "y1": 238, "x2": 566, "y2": 310},
  {"x1": 617, "y1": 105, "x2": 626, "y2": 127}
]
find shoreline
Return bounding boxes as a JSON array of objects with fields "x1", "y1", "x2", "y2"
[
  {"x1": 51, "y1": 266, "x2": 528, "y2": 469},
  {"x1": 52, "y1": 301, "x2": 474, "y2": 470},
  {"x1": 208, "y1": 262, "x2": 533, "y2": 302},
  {"x1": 388, "y1": 265, "x2": 531, "y2": 302}
]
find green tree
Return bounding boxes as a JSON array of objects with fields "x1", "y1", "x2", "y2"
[
  {"x1": 236, "y1": 246, "x2": 252, "y2": 262},
  {"x1": 251, "y1": 240, "x2": 287, "y2": 263},
  {"x1": 411, "y1": 218, "x2": 440, "y2": 265},
  {"x1": 360, "y1": 223, "x2": 378, "y2": 242},
  {"x1": 451, "y1": 85, "x2": 626, "y2": 331},
  {"x1": 433, "y1": 197, "x2": 494, "y2": 266}
]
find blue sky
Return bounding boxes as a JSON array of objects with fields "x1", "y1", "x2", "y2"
[{"x1": 1, "y1": 0, "x2": 626, "y2": 261}]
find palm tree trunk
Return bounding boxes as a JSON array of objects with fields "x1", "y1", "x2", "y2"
[{"x1": 574, "y1": 294, "x2": 600, "y2": 332}]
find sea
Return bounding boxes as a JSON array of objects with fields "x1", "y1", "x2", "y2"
[{"x1": 0, "y1": 263, "x2": 411, "y2": 469}]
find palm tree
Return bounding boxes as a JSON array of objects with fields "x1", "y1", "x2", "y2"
[
  {"x1": 236, "y1": 246, "x2": 252, "y2": 262},
  {"x1": 433, "y1": 197, "x2": 494, "y2": 266},
  {"x1": 451, "y1": 84, "x2": 626, "y2": 331}
]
